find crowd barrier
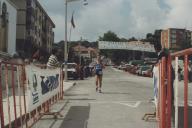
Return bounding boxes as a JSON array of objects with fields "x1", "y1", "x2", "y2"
[
  {"x1": 0, "y1": 61, "x2": 64, "y2": 128},
  {"x1": 157, "y1": 48, "x2": 192, "y2": 128}
]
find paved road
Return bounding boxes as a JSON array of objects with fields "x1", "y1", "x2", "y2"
[{"x1": 34, "y1": 67, "x2": 157, "y2": 128}]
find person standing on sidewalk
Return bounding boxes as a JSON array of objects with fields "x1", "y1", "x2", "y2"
[
  {"x1": 47, "y1": 49, "x2": 60, "y2": 68},
  {"x1": 95, "y1": 55, "x2": 104, "y2": 93}
]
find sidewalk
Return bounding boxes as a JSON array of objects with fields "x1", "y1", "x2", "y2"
[
  {"x1": 31, "y1": 81, "x2": 76, "y2": 128},
  {"x1": 1, "y1": 81, "x2": 75, "y2": 128},
  {"x1": 63, "y1": 81, "x2": 76, "y2": 92}
]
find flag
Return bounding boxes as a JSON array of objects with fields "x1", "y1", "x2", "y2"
[{"x1": 71, "y1": 12, "x2": 75, "y2": 28}]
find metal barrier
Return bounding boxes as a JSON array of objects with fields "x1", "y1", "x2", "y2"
[
  {"x1": 0, "y1": 61, "x2": 64, "y2": 128},
  {"x1": 158, "y1": 48, "x2": 192, "y2": 128}
]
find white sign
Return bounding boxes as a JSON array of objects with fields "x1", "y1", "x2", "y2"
[
  {"x1": 153, "y1": 65, "x2": 159, "y2": 108},
  {"x1": 25, "y1": 66, "x2": 61, "y2": 111},
  {"x1": 99, "y1": 41, "x2": 155, "y2": 52}
]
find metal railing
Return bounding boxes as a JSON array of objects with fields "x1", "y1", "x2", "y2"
[
  {"x1": 158, "y1": 48, "x2": 192, "y2": 128},
  {"x1": 0, "y1": 61, "x2": 64, "y2": 128}
]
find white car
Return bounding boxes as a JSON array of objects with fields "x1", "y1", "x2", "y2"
[{"x1": 63, "y1": 63, "x2": 78, "y2": 80}]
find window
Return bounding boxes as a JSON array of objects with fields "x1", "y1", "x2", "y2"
[
  {"x1": 171, "y1": 34, "x2": 176, "y2": 39},
  {"x1": 35, "y1": 26, "x2": 37, "y2": 34},
  {"x1": 172, "y1": 39, "x2": 176, "y2": 44},
  {"x1": 171, "y1": 30, "x2": 176, "y2": 34},
  {"x1": 39, "y1": 16, "x2": 41, "y2": 23}
]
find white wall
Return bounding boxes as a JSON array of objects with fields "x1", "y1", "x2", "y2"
[{"x1": 0, "y1": 0, "x2": 17, "y2": 55}]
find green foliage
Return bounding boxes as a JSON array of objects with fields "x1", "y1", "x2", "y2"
[
  {"x1": 99, "y1": 31, "x2": 120, "y2": 41},
  {"x1": 127, "y1": 37, "x2": 137, "y2": 41}
]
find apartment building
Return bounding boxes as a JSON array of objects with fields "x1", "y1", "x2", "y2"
[
  {"x1": 0, "y1": 0, "x2": 17, "y2": 56},
  {"x1": 161, "y1": 28, "x2": 192, "y2": 52},
  {"x1": 11, "y1": 0, "x2": 55, "y2": 57}
]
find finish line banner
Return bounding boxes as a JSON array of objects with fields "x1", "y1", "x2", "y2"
[
  {"x1": 25, "y1": 65, "x2": 61, "y2": 111},
  {"x1": 98, "y1": 41, "x2": 155, "y2": 52}
]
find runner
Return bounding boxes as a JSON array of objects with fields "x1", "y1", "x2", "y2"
[{"x1": 95, "y1": 55, "x2": 103, "y2": 93}]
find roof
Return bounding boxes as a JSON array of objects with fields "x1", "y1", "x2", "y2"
[
  {"x1": 73, "y1": 45, "x2": 88, "y2": 52},
  {"x1": 73, "y1": 45, "x2": 98, "y2": 53},
  {"x1": 87, "y1": 47, "x2": 96, "y2": 51}
]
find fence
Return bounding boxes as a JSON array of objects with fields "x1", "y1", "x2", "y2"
[
  {"x1": 158, "y1": 48, "x2": 192, "y2": 128},
  {"x1": 0, "y1": 61, "x2": 64, "y2": 128}
]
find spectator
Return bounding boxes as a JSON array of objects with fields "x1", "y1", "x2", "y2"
[
  {"x1": 80, "y1": 65, "x2": 84, "y2": 80},
  {"x1": 47, "y1": 49, "x2": 60, "y2": 68},
  {"x1": 178, "y1": 65, "x2": 182, "y2": 81},
  {"x1": 154, "y1": 44, "x2": 175, "y2": 108},
  {"x1": 32, "y1": 49, "x2": 40, "y2": 63}
]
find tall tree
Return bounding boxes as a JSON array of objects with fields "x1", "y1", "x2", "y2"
[
  {"x1": 128, "y1": 37, "x2": 137, "y2": 41},
  {"x1": 99, "y1": 31, "x2": 120, "y2": 41}
]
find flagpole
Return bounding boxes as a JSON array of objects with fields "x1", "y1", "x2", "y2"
[
  {"x1": 64, "y1": 0, "x2": 88, "y2": 81},
  {"x1": 69, "y1": 24, "x2": 72, "y2": 42},
  {"x1": 64, "y1": 0, "x2": 68, "y2": 81}
]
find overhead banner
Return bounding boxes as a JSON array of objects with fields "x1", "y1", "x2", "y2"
[
  {"x1": 25, "y1": 65, "x2": 61, "y2": 111},
  {"x1": 98, "y1": 41, "x2": 155, "y2": 52}
]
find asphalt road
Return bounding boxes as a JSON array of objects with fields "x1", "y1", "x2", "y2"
[{"x1": 34, "y1": 66, "x2": 158, "y2": 128}]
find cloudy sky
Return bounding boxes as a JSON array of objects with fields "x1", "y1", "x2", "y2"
[{"x1": 39, "y1": 0, "x2": 192, "y2": 42}]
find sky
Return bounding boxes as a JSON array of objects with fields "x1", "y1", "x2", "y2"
[{"x1": 39, "y1": 0, "x2": 192, "y2": 42}]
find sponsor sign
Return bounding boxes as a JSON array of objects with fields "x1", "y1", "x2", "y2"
[{"x1": 25, "y1": 65, "x2": 61, "y2": 111}]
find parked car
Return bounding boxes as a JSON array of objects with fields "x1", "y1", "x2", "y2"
[
  {"x1": 117, "y1": 65, "x2": 126, "y2": 70},
  {"x1": 124, "y1": 64, "x2": 133, "y2": 72},
  {"x1": 138, "y1": 66, "x2": 151, "y2": 76},
  {"x1": 65, "y1": 63, "x2": 78, "y2": 80},
  {"x1": 142, "y1": 68, "x2": 152, "y2": 77},
  {"x1": 130, "y1": 66, "x2": 139, "y2": 74}
]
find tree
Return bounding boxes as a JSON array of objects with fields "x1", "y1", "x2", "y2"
[
  {"x1": 99, "y1": 31, "x2": 120, "y2": 41},
  {"x1": 128, "y1": 37, "x2": 137, "y2": 41},
  {"x1": 145, "y1": 33, "x2": 155, "y2": 44},
  {"x1": 120, "y1": 38, "x2": 128, "y2": 42}
]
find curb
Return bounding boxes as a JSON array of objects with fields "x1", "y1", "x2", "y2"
[{"x1": 63, "y1": 81, "x2": 76, "y2": 92}]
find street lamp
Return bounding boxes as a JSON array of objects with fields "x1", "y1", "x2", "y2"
[{"x1": 64, "y1": 0, "x2": 88, "y2": 81}]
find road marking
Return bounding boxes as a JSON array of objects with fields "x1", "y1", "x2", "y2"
[
  {"x1": 111, "y1": 67, "x2": 123, "y2": 72},
  {"x1": 89, "y1": 101, "x2": 141, "y2": 108},
  {"x1": 117, "y1": 101, "x2": 141, "y2": 108}
]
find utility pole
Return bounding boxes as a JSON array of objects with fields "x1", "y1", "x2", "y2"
[
  {"x1": 64, "y1": 0, "x2": 88, "y2": 81},
  {"x1": 79, "y1": 37, "x2": 82, "y2": 65}
]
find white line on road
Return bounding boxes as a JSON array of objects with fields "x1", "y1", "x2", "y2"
[
  {"x1": 89, "y1": 101, "x2": 141, "y2": 108},
  {"x1": 111, "y1": 67, "x2": 124, "y2": 72}
]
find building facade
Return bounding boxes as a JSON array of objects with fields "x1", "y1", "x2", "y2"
[
  {"x1": 161, "y1": 28, "x2": 192, "y2": 52},
  {"x1": 10, "y1": 0, "x2": 55, "y2": 58},
  {"x1": 73, "y1": 45, "x2": 98, "y2": 59},
  {"x1": 0, "y1": 0, "x2": 17, "y2": 56}
]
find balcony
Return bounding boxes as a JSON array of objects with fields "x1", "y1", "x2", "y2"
[
  {"x1": 26, "y1": 7, "x2": 35, "y2": 17},
  {"x1": 27, "y1": 0, "x2": 32, "y2": 7}
]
